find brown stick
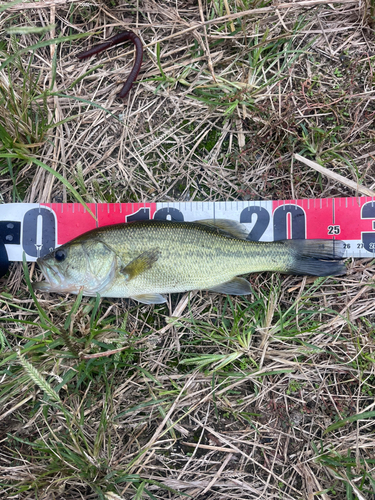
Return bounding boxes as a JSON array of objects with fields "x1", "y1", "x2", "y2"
[{"x1": 77, "y1": 31, "x2": 143, "y2": 99}]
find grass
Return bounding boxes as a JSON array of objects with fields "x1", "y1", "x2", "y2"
[{"x1": 1, "y1": 0, "x2": 375, "y2": 499}]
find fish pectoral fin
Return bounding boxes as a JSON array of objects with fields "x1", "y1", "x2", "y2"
[
  {"x1": 195, "y1": 219, "x2": 248, "y2": 240},
  {"x1": 120, "y1": 248, "x2": 161, "y2": 281},
  {"x1": 209, "y1": 277, "x2": 252, "y2": 295},
  {"x1": 131, "y1": 293, "x2": 167, "y2": 304}
]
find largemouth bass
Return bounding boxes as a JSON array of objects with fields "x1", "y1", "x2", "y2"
[{"x1": 33, "y1": 219, "x2": 346, "y2": 304}]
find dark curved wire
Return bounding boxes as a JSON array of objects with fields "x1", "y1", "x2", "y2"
[{"x1": 77, "y1": 31, "x2": 143, "y2": 99}]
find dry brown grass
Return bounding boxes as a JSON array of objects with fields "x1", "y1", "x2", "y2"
[{"x1": 1, "y1": 1, "x2": 375, "y2": 499}]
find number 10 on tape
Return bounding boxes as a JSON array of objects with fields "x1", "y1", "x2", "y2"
[{"x1": 0, "y1": 197, "x2": 374, "y2": 262}]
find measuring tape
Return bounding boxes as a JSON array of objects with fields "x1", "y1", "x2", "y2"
[{"x1": 1, "y1": 197, "x2": 375, "y2": 263}]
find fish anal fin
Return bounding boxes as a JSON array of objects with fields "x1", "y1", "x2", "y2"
[
  {"x1": 209, "y1": 277, "x2": 252, "y2": 295},
  {"x1": 195, "y1": 219, "x2": 248, "y2": 240},
  {"x1": 131, "y1": 293, "x2": 167, "y2": 304},
  {"x1": 120, "y1": 249, "x2": 161, "y2": 281}
]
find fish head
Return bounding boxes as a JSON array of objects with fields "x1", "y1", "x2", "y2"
[{"x1": 34, "y1": 238, "x2": 117, "y2": 295}]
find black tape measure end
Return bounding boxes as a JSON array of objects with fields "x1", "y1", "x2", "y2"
[{"x1": 0, "y1": 242, "x2": 10, "y2": 278}]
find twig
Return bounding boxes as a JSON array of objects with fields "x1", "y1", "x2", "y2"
[
  {"x1": 201, "y1": 452, "x2": 233, "y2": 494},
  {"x1": 181, "y1": 442, "x2": 238, "y2": 453},
  {"x1": 295, "y1": 154, "x2": 375, "y2": 197}
]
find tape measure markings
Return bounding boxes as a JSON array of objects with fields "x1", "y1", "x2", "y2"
[{"x1": 1, "y1": 197, "x2": 374, "y2": 262}]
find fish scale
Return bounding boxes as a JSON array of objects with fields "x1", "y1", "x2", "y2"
[{"x1": 33, "y1": 220, "x2": 346, "y2": 304}]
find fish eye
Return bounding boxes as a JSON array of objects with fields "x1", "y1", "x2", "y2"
[{"x1": 54, "y1": 249, "x2": 66, "y2": 262}]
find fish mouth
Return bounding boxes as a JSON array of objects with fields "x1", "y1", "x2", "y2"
[{"x1": 33, "y1": 260, "x2": 78, "y2": 294}]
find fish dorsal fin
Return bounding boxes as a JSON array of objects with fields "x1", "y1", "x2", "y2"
[
  {"x1": 195, "y1": 219, "x2": 248, "y2": 240},
  {"x1": 120, "y1": 248, "x2": 161, "y2": 281},
  {"x1": 209, "y1": 277, "x2": 252, "y2": 295}
]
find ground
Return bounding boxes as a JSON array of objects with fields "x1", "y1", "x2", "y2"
[{"x1": 0, "y1": 1, "x2": 375, "y2": 499}]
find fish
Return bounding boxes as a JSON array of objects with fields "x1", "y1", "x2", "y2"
[{"x1": 33, "y1": 219, "x2": 346, "y2": 304}]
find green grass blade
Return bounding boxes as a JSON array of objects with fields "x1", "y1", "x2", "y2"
[
  {"x1": 0, "y1": 0, "x2": 23, "y2": 12},
  {"x1": 22, "y1": 253, "x2": 60, "y2": 334},
  {"x1": 0, "y1": 33, "x2": 91, "y2": 72},
  {"x1": 324, "y1": 411, "x2": 375, "y2": 435},
  {"x1": 22, "y1": 155, "x2": 96, "y2": 219}
]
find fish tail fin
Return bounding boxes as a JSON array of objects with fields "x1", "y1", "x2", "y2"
[{"x1": 283, "y1": 239, "x2": 346, "y2": 276}]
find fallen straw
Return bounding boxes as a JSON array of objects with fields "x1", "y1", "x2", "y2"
[{"x1": 294, "y1": 153, "x2": 375, "y2": 197}]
